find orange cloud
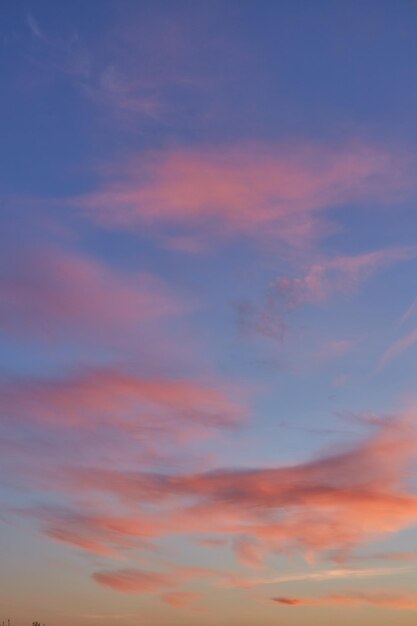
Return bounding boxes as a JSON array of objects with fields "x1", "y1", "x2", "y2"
[
  {"x1": 65, "y1": 417, "x2": 417, "y2": 565},
  {"x1": 273, "y1": 590, "x2": 417, "y2": 610},
  {"x1": 26, "y1": 507, "x2": 161, "y2": 557},
  {"x1": 76, "y1": 142, "x2": 412, "y2": 250}
]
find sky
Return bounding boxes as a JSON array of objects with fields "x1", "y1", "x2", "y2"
[{"x1": 1, "y1": 1, "x2": 417, "y2": 624}]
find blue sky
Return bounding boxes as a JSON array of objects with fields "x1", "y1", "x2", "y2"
[{"x1": 2, "y1": 2, "x2": 417, "y2": 625}]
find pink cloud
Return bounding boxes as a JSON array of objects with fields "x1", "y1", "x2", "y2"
[
  {"x1": 0, "y1": 246, "x2": 184, "y2": 342},
  {"x1": 64, "y1": 417, "x2": 417, "y2": 565},
  {"x1": 93, "y1": 568, "x2": 176, "y2": 593},
  {"x1": 75, "y1": 142, "x2": 413, "y2": 250},
  {"x1": 93, "y1": 566, "x2": 217, "y2": 594},
  {"x1": 0, "y1": 366, "x2": 245, "y2": 435}
]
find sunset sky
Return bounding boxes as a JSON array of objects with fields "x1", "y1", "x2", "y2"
[{"x1": 2, "y1": 1, "x2": 417, "y2": 625}]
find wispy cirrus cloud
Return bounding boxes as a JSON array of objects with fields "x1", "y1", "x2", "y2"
[
  {"x1": 17, "y1": 7, "x2": 207, "y2": 127},
  {"x1": 21, "y1": 506, "x2": 163, "y2": 557},
  {"x1": 0, "y1": 366, "x2": 244, "y2": 432},
  {"x1": 75, "y1": 142, "x2": 413, "y2": 251},
  {"x1": 378, "y1": 326, "x2": 417, "y2": 370},
  {"x1": 226, "y1": 565, "x2": 409, "y2": 588},
  {"x1": 87, "y1": 65, "x2": 163, "y2": 121},
  {"x1": 92, "y1": 566, "x2": 217, "y2": 594},
  {"x1": 273, "y1": 590, "x2": 417, "y2": 610},
  {"x1": 273, "y1": 248, "x2": 415, "y2": 306},
  {"x1": 238, "y1": 247, "x2": 415, "y2": 342},
  {"x1": 26, "y1": 13, "x2": 45, "y2": 41},
  {"x1": 93, "y1": 568, "x2": 177, "y2": 593}
]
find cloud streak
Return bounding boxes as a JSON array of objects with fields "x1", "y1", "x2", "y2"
[
  {"x1": 273, "y1": 590, "x2": 417, "y2": 610},
  {"x1": 93, "y1": 566, "x2": 217, "y2": 594},
  {"x1": 75, "y1": 142, "x2": 413, "y2": 251},
  {"x1": 379, "y1": 326, "x2": 417, "y2": 370},
  {"x1": 227, "y1": 565, "x2": 411, "y2": 588},
  {"x1": 0, "y1": 366, "x2": 243, "y2": 431},
  {"x1": 61, "y1": 417, "x2": 417, "y2": 565}
]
